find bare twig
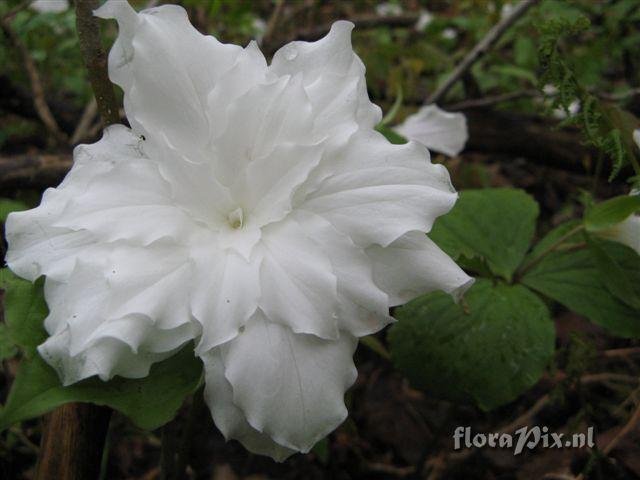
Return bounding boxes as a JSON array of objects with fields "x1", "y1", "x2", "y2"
[
  {"x1": 596, "y1": 87, "x2": 640, "y2": 102},
  {"x1": 2, "y1": 0, "x2": 31, "y2": 20},
  {"x1": 447, "y1": 89, "x2": 541, "y2": 110},
  {"x1": 0, "y1": 15, "x2": 68, "y2": 144},
  {"x1": 35, "y1": 404, "x2": 112, "y2": 480},
  {"x1": 603, "y1": 401, "x2": 640, "y2": 455},
  {"x1": 426, "y1": 0, "x2": 540, "y2": 105},
  {"x1": 261, "y1": 0, "x2": 285, "y2": 47},
  {"x1": 70, "y1": 97, "x2": 98, "y2": 145},
  {"x1": 265, "y1": 13, "x2": 420, "y2": 55},
  {"x1": 75, "y1": 0, "x2": 120, "y2": 126},
  {"x1": 602, "y1": 347, "x2": 640, "y2": 358}
]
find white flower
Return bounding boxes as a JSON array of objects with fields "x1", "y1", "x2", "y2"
[
  {"x1": 393, "y1": 105, "x2": 468, "y2": 157},
  {"x1": 441, "y1": 27, "x2": 458, "y2": 40},
  {"x1": 500, "y1": 2, "x2": 515, "y2": 19},
  {"x1": 5, "y1": 0, "x2": 472, "y2": 460},
  {"x1": 30, "y1": 0, "x2": 68, "y2": 13},
  {"x1": 598, "y1": 215, "x2": 640, "y2": 254},
  {"x1": 252, "y1": 17, "x2": 267, "y2": 45},
  {"x1": 415, "y1": 10, "x2": 434, "y2": 31},
  {"x1": 375, "y1": 2, "x2": 403, "y2": 16},
  {"x1": 553, "y1": 99, "x2": 580, "y2": 119}
]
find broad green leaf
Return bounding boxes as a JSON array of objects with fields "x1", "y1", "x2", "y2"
[
  {"x1": 0, "y1": 324, "x2": 18, "y2": 361},
  {"x1": 522, "y1": 239, "x2": 640, "y2": 338},
  {"x1": 522, "y1": 221, "x2": 583, "y2": 265},
  {"x1": 584, "y1": 195, "x2": 640, "y2": 232},
  {"x1": 0, "y1": 344, "x2": 202, "y2": 431},
  {"x1": 0, "y1": 268, "x2": 48, "y2": 354},
  {"x1": 388, "y1": 279, "x2": 555, "y2": 411},
  {"x1": 0, "y1": 199, "x2": 28, "y2": 222},
  {"x1": 429, "y1": 189, "x2": 539, "y2": 281},
  {"x1": 586, "y1": 235, "x2": 640, "y2": 309}
]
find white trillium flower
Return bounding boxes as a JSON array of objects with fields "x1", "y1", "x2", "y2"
[
  {"x1": 598, "y1": 215, "x2": 640, "y2": 254},
  {"x1": 5, "y1": 0, "x2": 472, "y2": 460},
  {"x1": 393, "y1": 105, "x2": 468, "y2": 157}
]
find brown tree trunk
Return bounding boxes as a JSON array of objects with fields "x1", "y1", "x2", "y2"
[{"x1": 35, "y1": 403, "x2": 112, "y2": 480}]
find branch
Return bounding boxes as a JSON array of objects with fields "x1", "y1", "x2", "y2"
[
  {"x1": 446, "y1": 89, "x2": 541, "y2": 110},
  {"x1": 75, "y1": 0, "x2": 120, "y2": 126},
  {"x1": 264, "y1": 13, "x2": 420, "y2": 56},
  {"x1": 260, "y1": 0, "x2": 285, "y2": 48},
  {"x1": 426, "y1": 0, "x2": 540, "y2": 105},
  {"x1": 70, "y1": 98, "x2": 98, "y2": 145},
  {"x1": 35, "y1": 403, "x2": 111, "y2": 480},
  {"x1": 0, "y1": 15, "x2": 68, "y2": 145}
]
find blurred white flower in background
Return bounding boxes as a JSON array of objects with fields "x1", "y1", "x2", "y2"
[
  {"x1": 553, "y1": 99, "x2": 581, "y2": 119},
  {"x1": 6, "y1": 0, "x2": 472, "y2": 461},
  {"x1": 415, "y1": 10, "x2": 434, "y2": 31},
  {"x1": 375, "y1": 2, "x2": 403, "y2": 16},
  {"x1": 30, "y1": 0, "x2": 68, "y2": 13},
  {"x1": 501, "y1": 2, "x2": 515, "y2": 19},
  {"x1": 252, "y1": 17, "x2": 267, "y2": 45},
  {"x1": 441, "y1": 27, "x2": 458, "y2": 40},
  {"x1": 393, "y1": 105, "x2": 468, "y2": 157}
]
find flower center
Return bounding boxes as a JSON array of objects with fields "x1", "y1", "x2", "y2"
[{"x1": 227, "y1": 207, "x2": 244, "y2": 229}]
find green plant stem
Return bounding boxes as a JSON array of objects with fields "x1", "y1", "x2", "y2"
[
  {"x1": 175, "y1": 387, "x2": 205, "y2": 479},
  {"x1": 360, "y1": 335, "x2": 391, "y2": 360},
  {"x1": 517, "y1": 224, "x2": 585, "y2": 279},
  {"x1": 75, "y1": 0, "x2": 120, "y2": 126},
  {"x1": 160, "y1": 420, "x2": 180, "y2": 480}
]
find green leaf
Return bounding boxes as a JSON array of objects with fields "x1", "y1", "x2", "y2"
[
  {"x1": 586, "y1": 235, "x2": 640, "y2": 310},
  {"x1": 522, "y1": 239, "x2": 640, "y2": 338},
  {"x1": 429, "y1": 189, "x2": 539, "y2": 281},
  {"x1": 0, "y1": 199, "x2": 28, "y2": 222},
  {"x1": 584, "y1": 195, "x2": 640, "y2": 232},
  {"x1": 0, "y1": 344, "x2": 202, "y2": 431},
  {"x1": 0, "y1": 324, "x2": 18, "y2": 361},
  {"x1": 388, "y1": 279, "x2": 555, "y2": 410},
  {"x1": 0, "y1": 268, "x2": 48, "y2": 354}
]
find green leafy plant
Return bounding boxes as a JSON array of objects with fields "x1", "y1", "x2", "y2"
[{"x1": 388, "y1": 188, "x2": 640, "y2": 410}]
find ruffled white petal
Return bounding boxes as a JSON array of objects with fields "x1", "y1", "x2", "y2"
[
  {"x1": 39, "y1": 259, "x2": 196, "y2": 385},
  {"x1": 367, "y1": 231, "x2": 474, "y2": 306},
  {"x1": 95, "y1": 1, "x2": 247, "y2": 155},
  {"x1": 5, "y1": 125, "x2": 141, "y2": 281},
  {"x1": 393, "y1": 105, "x2": 468, "y2": 156},
  {"x1": 189, "y1": 236, "x2": 261, "y2": 353},
  {"x1": 270, "y1": 21, "x2": 381, "y2": 134},
  {"x1": 202, "y1": 348, "x2": 296, "y2": 462},
  {"x1": 300, "y1": 129, "x2": 458, "y2": 246},
  {"x1": 212, "y1": 311, "x2": 358, "y2": 453},
  {"x1": 259, "y1": 219, "x2": 340, "y2": 340},
  {"x1": 293, "y1": 210, "x2": 393, "y2": 336}
]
